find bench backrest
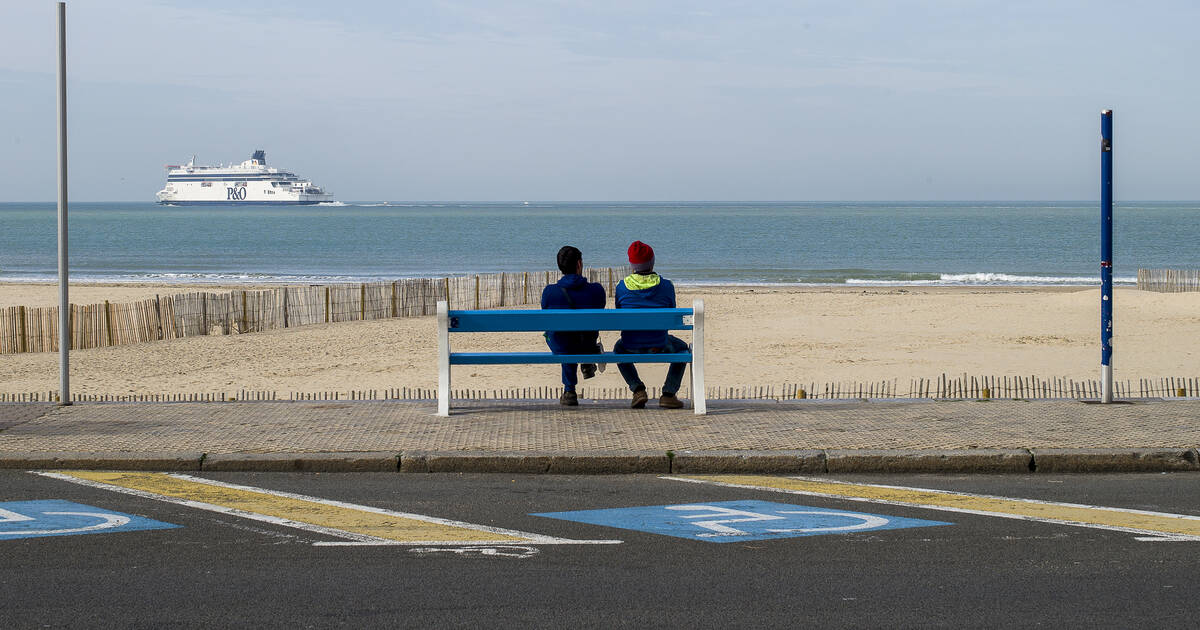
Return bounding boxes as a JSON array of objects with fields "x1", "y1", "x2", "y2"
[
  {"x1": 447, "y1": 308, "x2": 693, "y2": 333},
  {"x1": 436, "y1": 299, "x2": 706, "y2": 416}
]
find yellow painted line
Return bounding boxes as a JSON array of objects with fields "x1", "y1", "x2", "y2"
[
  {"x1": 42, "y1": 471, "x2": 618, "y2": 546},
  {"x1": 669, "y1": 475, "x2": 1200, "y2": 540}
]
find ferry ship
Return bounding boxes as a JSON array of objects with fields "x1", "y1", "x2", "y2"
[{"x1": 155, "y1": 150, "x2": 334, "y2": 204}]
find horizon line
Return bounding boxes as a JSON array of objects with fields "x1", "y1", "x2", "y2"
[{"x1": 3, "y1": 199, "x2": 1199, "y2": 205}]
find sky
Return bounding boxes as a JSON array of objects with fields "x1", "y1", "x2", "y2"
[{"x1": 2, "y1": 0, "x2": 1198, "y2": 202}]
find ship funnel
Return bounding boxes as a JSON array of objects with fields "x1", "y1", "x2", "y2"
[{"x1": 252, "y1": 149, "x2": 266, "y2": 165}]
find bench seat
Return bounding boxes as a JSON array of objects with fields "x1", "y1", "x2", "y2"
[{"x1": 436, "y1": 300, "x2": 705, "y2": 415}]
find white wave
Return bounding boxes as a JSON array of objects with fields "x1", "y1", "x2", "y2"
[
  {"x1": 316, "y1": 201, "x2": 347, "y2": 207},
  {"x1": 844, "y1": 273, "x2": 1137, "y2": 286}
]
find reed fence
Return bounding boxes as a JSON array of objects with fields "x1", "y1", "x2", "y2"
[
  {"x1": 1138, "y1": 268, "x2": 1200, "y2": 292},
  {"x1": 0, "y1": 266, "x2": 626, "y2": 354},
  {"x1": 4, "y1": 375, "x2": 1197, "y2": 404}
]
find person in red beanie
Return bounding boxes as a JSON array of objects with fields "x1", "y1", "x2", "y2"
[{"x1": 613, "y1": 240, "x2": 688, "y2": 409}]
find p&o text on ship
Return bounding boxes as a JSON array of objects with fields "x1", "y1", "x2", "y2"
[{"x1": 156, "y1": 150, "x2": 333, "y2": 205}]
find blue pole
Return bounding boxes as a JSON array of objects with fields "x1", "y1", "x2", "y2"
[{"x1": 1100, "y1": 109, "x2": 1113, "y2": 402}]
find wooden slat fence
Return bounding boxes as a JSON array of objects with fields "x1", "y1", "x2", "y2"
[
  {"x1": 1138, "y1": 268, "x2": 1200, "y2": 292},
  {"x1": 0, "y1": 266, "x2": 629, "y2": 355},
  {"x1": 5, "y1": 375, "x2": 1198, "y2": 403}
]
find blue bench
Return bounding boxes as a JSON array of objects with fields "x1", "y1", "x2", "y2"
[{"x1": 436, "y1": 299, "x2": 705, "y2": 415}]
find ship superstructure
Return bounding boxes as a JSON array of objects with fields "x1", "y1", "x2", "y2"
[{"x1": 156, "y1": 150, "x2": 333, "y2": 204}]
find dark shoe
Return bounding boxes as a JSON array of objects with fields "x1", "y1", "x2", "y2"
[
  {"x1": 659, "y1": 392, "x2": 684, "y2": 409},
  {"x1": 630, "y1": 388, "x2": 648, "y2": 409},
  {"x1": 581, "y1": 364, "x2": 597, "y2": 379},
  {"x1": 560, "y1": 390, "x2": 578, "y2": 406}
]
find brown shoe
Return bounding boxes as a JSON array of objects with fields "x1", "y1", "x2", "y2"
[
  {"x1": 659, "y1": 392, "x2": 684, "y2": 409},
  {"x1": 560, "y1": 390, "x2": 578, "y2": 406},
  {"x1": 630, "y1": 388, "x2": 648, "y2": 409}
]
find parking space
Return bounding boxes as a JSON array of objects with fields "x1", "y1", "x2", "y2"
[
  {"x1": 3, "y1": 471, "x2": 1198, "y2": 626},
  {"x1": 7, "y1": 471, "x2": 1200, "y2": 548}
]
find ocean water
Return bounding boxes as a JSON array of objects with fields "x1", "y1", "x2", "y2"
[{"x1": 0, "y1": 201, "x2": 1196, "y2": 286}]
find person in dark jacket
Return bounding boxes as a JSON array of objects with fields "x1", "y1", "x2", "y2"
[
  {"x1": 541, "y1": 245, "x2": 606, "y2": 406},
  {"x1": 614, "y1": 240, "x2": 687, "y2": 409}
]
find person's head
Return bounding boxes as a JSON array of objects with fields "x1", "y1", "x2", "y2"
[
  {"x1": 557, "y1": 245, "x2": 583, "y2": 275},
  {"x1": 627, "y1": 240, "x2": 655, "y2": 273}
]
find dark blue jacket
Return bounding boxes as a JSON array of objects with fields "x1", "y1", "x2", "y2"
[
  {"x1": 614, "y1": 273, "x2": 676, "y2": 349},
  {"x1": 541, "y1": 274, "x2": 606, "y2": 349}
]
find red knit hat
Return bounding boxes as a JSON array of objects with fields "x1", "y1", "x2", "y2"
[{"x1": 627, "y1": 240, "x2": 655, "y2": 273}]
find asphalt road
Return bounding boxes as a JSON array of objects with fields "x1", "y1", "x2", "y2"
[{"x1": 3, "y1": 471, "x2": 1198, "y2": 628}]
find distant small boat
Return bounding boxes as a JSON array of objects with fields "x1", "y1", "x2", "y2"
[{"x1": 155, "y1": 150, "x2": 334, "y2": 205}]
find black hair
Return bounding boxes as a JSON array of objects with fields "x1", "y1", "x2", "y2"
[{"x1": 557, "y1": 245, "x2": 583, "y2": 275}]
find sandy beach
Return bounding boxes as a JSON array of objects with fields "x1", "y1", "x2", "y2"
[{"x1": 1, "y1": 283, "x2": 1197, "y2": 397}]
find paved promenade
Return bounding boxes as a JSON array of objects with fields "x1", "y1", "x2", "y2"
[{"x1": 1, "y1": 399, "x2": 1198, "y2": 473}]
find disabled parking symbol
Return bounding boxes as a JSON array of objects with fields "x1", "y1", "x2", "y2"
[
  {"x1": 0, "y1": 500, "x2": 180, "y2": 540},
  {"x1": 534, "y1": 500, "x2": 950, "y2": 543}
]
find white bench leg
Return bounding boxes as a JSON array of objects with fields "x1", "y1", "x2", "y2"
[
  {"x1": 436, "y1": 301, "x2": 450, "y2": 416},
  {"x1": 692, "y1": 299, "x2": 706, "y2": 415}
]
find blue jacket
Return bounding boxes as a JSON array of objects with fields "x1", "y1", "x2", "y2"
[
  {"x1": 614, "y1": 273, "x2": 676, "y2": 349},
  {"x1": 541, "y1": 274, "x2": 606, "y2": 349}
]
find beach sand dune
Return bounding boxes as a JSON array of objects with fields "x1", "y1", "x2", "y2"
[{"x1": 1, "y1": 284, "x2": 1197, "y2": 397}]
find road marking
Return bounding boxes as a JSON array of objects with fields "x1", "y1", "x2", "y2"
[
  {"x1": 0, "y1": 499, "x2": 179, "y2": 540},
  {"x1": 664, "y1": 475, "x2": 1200, "y2": 541},
  {"x1": 37, "y1": 471, "x2": 620, "y2": 546},
  {"x1": 0, "y1": 506, "x2": 36, "y2": 523},
  {"x1": 409, "y1": 546, "x2": 539, "y2": 558},
  {"x1": 1, "y1": 511, "x2": 129, "y2": 535},
  {"x1": 534, "y1": 499, "x2": 947, "y2": 542}
]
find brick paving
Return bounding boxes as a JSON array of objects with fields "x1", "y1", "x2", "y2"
[{"x1": 0, "y1": 399, "x2": 1197, "y2": 454}]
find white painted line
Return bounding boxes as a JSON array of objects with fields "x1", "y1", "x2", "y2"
[
  {"x1": 408, "y1": 546, "x2": 539, "y2": 558},
  {"x1": 662, "y1": 476, "x2": 1200, "y2": 542},
  {"x1": 161, "y1": 473, "x2": 621, "y2": 545},
  {"x1": 774, "y1": 476, "x2": 1200, "y2": 522},
  {"x1": 35, "y1": 471, "x2": 622, "y2": 546},
  {"x1": 36, "y1": 471, "x2": 391, "y2": 544}
]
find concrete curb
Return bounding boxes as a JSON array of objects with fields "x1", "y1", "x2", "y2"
[
  {"x1": 826, "y1": 449, "x2": 1033, "y2": 473},
  {"x1": 1, "y1": 448, "x2": 1198, "y2": 473},
  {"x1": 0, "y1": 451, "x2": 203, "y2": 471},
  {"x1": 549, "y1": 452, "x2": 670, "y2": 474},
  {"x1": 397, "y1": 451, "x2": 675, "y2": 474},
  {"x1": 672, "y1": 450, "x2": 825, "y2": 474},
  {"x1": 202, "y1": 452, "x2": 399, "y2": 472},
  {"x1": 1031, "y1": 448, "x2": 1200, "y2": 472}
]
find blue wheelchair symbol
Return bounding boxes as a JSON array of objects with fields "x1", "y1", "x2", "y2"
[
  {"x1": 535, "y1": 500, "x2": 950, "y2": 542},
  {"x1": 0, "y1": 500, "x2": 180, "y2": 540}
]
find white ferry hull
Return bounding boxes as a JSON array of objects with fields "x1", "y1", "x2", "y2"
[
  {"x1": 159, "y1": 199, "x2": 331, "y2": 205},
  {"x1": 156, "y1": 151, "x2": 334, "y2": 205}
]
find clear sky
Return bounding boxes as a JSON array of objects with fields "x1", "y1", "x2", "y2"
[{"x1": 2, "y1": 0, "x2": 1197, "y2": 202}]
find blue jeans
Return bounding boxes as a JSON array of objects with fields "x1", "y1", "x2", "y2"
[
  {"x1": 545, "y1": 332, "x2": 599, "y2": 392},
  {"x1": 613, "y1": 335, "x2": 689, "y2": 395}
]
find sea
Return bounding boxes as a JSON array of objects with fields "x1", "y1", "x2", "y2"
[{"x1": 1, "y1": 201, "x2": 1196, "y2": 286}]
